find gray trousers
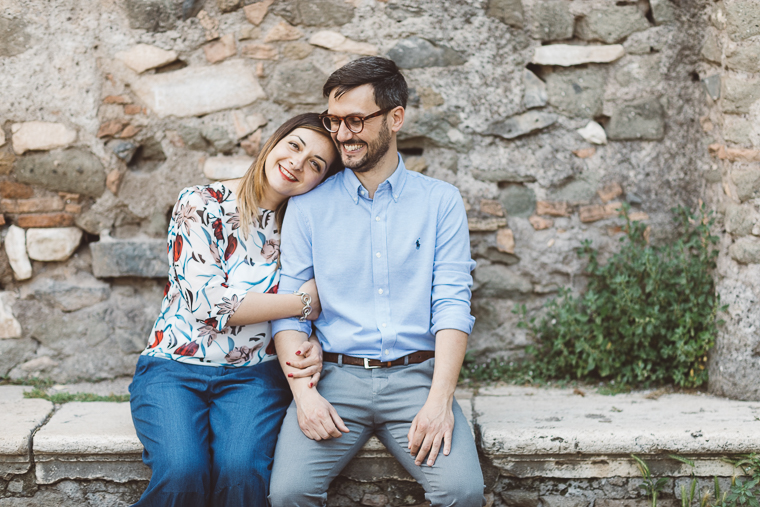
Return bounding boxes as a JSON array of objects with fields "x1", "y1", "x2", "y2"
[{"x1": 269, "y1": 359, "x2": 485, "y2": 507}]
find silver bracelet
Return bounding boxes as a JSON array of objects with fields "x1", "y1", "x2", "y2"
[{"x1": 293, "y1": 291, "x2": 312, "y2": 322}]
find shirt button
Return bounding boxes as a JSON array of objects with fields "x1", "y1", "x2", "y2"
[
  {"x1": 378, "y1": 289, "x2": 383, "y2": 295},
  {"x1": 384, "y1": 349, "x2": 389, "y2": 355},
  {"x1": 382, "y1": 323, "x2": 387, "y2": 328},
  {"x1": 375, "y1": 216, "x2": 380, "y2": 221},
  {"x1": 375, "y1": 252, "x2": 381, "y2": 258}
]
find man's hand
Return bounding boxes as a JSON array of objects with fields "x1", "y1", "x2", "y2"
[
  {"x1": 294, "y1": 389, "x2": 350, "y2": 441},
  {"x1": 407, "y1": 396, "x2": 454, "y2": 466}
]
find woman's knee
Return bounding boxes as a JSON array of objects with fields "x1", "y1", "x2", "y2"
[{"x1": 151, "y1": 451, "x2": 210, "y2": 491}]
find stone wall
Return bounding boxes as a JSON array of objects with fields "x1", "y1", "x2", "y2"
[
  {"x1": 698, "y1": 0, "x2": 760, "y2": 401},
  {"x1": 1, "y1": 0, "x2": 745, "y2": 394}
]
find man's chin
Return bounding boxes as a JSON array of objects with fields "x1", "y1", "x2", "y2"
[{"x1": 342, "y1": 154, "x2": 370, "y2": 172}]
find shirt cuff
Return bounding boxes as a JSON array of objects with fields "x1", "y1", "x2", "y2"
[
  {"x1": 272, "y1": 316, "x2": 312, "y2": 337},
  {"x1": 431, "y1": 312, "x2": 475, "y2": 336}
]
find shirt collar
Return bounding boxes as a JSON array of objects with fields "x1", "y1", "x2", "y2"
[{"x1": 340, "y1": 153, "x2": 409, "y2": 204}]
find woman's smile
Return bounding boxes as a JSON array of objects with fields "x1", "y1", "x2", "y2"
[{"x1": 278, "y1": 163, "x2": 298, "y2": 182}]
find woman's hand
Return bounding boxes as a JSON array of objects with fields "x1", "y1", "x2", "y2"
[
  {"x1": 297, "y1": 278, "x2": 322, "y2": 321},
  {"x1": 285, "y1": 337, "x2": 323, "y2": 387}
]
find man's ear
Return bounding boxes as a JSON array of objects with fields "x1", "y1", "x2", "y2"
[{"x1": 389, "y1": 106, "x2": 405, "y2": 133}]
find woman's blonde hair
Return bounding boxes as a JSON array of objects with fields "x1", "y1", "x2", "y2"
[{"x1": 236, "y1": 113, "x2": 342, "y2": 238}]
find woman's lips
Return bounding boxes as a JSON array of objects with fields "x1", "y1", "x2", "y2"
[{"x1": 279, "y1": 164, "x2": 297, "y2": 182}]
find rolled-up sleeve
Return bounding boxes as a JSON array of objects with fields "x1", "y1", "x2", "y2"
[
  {"x1": 272, "y1": 199, "x2": 314, "y2": 337},
  {"x1": 430, "y1": 189, "x2": 476, "y2": 335}
]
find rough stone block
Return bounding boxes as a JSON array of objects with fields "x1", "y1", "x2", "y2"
[
  {"x1": 727, "y1": 44, "x2": 760, "y2": 73},
  {"x1": 387, "y1": 37, "x2": 465, "y2": 68},
  {"x1": 532, "y1": 44, "x2": 625, "y2": 67},
  {"x1": 722, "y1": 77, "x2": 760, "y2": 114},
  {"x1": 529, "y1": 1, "x2": 574, "y2": 41},
  {"x1": 20, "y1": 273, "x2": 111, "y2": 312},
  {"x1": 14, "y1": 149, "x2": 106, "y2": 197},
  {"x1": 217, "y1": 0, "x2": 241, "y2": 13},
  {"x1": 0, "y1": 292, "x2": 22, "y2": 338},
  {"x1": 34, "y1": 402, "x2": 148, "y2": 484},
  {"x1": 273, "y1": 0, "x2": 355, "y2": 27},
  {"x1": 598, "y1": 182, "x2": 623, "y2": 203},
  {"x1": 474, "y1": 264, "x2": 532, "y2": 297},
  {"x1": 90, "y1": 236, "x2": 167, "y2": 278},
  {"x1": 729, "y1": 237, "x2": 760, "y2": 264},
  {"x1": 701, "y1": 31, "x2": 722, "y2": 63},
  {"x1": 0, "y1": 338, "x2": 37, "y2": 378},
  {"x1": 240, "y1": 42, "x2": 278, "y2": 60},
  {"x1": 115, "y1": 44, "x2": 178, "y2": 74},
  {"x1": 724, "y1": 117, "x2": 753, "y2": 146},
  {"x1": 4, "y1": 225, "x2": 32, "y2": 280},
  {"x1": 1, "y1": 197, "x2": 64, "y2": 213},
  {"x1": 11, "y1": 122, "x2": 77, "y2": 155},
  {"x1": 308, "y1": 31, "x2": 378, "y2": 56},
  {"x1": 203, "y1": 156, "x2": 254, "y2": 181},
  {"x1": 282, "y1": 42, "x2": 313, "y2": 59},
  {"x1": 469, "y1": 218, "x2": 508, "y2": 232},
  {"x1": 546, "y1": 67, "x2": 606, "y2": 118},
  {"x1": 124, "y1": 0, "x2": 177, "y2": 32},
  {"x1": 267, "y1": 61, "x2": 328, "y2": 106},
  {"x1": 500, "y1": 184, "x2": 536, "y2": 218},
  {"x1": 132, "y1": 59, "x2": 266, "y2": 118},
  {"x1": 523, "y1": 69, "x2": 547, "y2": 109},
  {"x1": 0, "y1": 16, "x2": 31, "y2": 58},
  {"x1": 496, "y1": 228, "x2": 515, "y2": 253},
  {"x1": 481, "y1": 199, "x2": 505, "y2": 217},
  {"x1": 25, "y1": 227, "x2": 82, "y2": 262},
  {"x1": 484, "y1": 111, "x2": 558, "y2": 140},
  {"x1": 536, "y1": 201, "x2": 569, "y2": 217},
  {"x1": 500, "y1": 489, "x2": 538, "y2": 507},
  {"x1": 17, "y1": 213, "x2": 75, "y2": 228},
  {"x1": 576, "y1": 6, "x2": 650, "y2": 44},
  {"x1": 540, "y1": 495, "x2": 589, "y2": 507},
  {"x1": 576, "y1": 121, "x2": 607, "y2": 145},
  {"x1": 243, "y1": 0, "x2": 273, "y2": 25},
  {"x1": 725, "y1": 204, "x2": 758, "y2": 237},
  {"x1": 726, "y1": 0, "x2": 760, "y2": 41},
  {"x1": 579, "y1": 202, "x2": 621, "y2": 223},
  {"x1": 0, "y1": 182, "x2": 33, "y2": 199},
  {"x1": 0, "y1": 386, "x2": 53, "y2": 476},
  {"x1": 606, "y1": 98, "x2": 665, "y2": 141},
  {"x1": 203, "y1": 34, "x2": 237, "y2": 64},
  {"x1": 733, "y1": 167, "x2": 760, "y2": 201},
  {"x1": 529, "y1": 215, "x2": 553, "y2": 230},
  {"x1": 487, "y1": 0, "x2": 524, "y2": 28},
  {"x1": 264, "y1": 20, "x2": 303, "y2": 42},
  {"x1": 650, "y1": 0, "x2": 676, "y2": 25}
]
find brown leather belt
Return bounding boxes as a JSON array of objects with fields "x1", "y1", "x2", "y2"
[{"x1": 323, "y1": 350, "x2": 435, "y2": 368}]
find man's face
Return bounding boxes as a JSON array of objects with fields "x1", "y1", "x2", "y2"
[{"x1": 327, "y1": 84, "x2": 393, "y2": 173}]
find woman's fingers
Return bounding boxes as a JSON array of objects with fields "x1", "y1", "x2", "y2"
[
  {"x1": 289, "y1": 365, "x2": 320, "y2": 378},
  {"x1": 309, "y1": 371, "x2": 321, "y2": 388}
]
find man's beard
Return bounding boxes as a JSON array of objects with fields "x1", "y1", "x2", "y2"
[{"x1": 341, "y1": 118, "x2": 392, "y2": 174}]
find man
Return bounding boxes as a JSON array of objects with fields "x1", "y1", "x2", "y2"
[{"x1": 270, "y1": 56, "x2": 484, "y2": 507}]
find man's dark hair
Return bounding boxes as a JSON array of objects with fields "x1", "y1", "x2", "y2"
[{"x1": 323, "y1": 56, "x2": 408, "y2": 110}]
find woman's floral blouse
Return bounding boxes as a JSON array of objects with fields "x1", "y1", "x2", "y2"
[{"x1": 142, "y1": 182, "x2": 280, "y2": 367}]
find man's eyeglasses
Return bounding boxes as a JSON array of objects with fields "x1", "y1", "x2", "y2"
[{"x1": 319, "y1": 108, "x2": 393, "y2": 134}]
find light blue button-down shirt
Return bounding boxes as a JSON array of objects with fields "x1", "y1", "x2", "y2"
[{"x1": 272, "y1": 155, "x2": 475, "y2": 360}]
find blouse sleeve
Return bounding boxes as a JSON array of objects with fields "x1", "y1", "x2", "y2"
[{"x1": 168, "y1": 187, "x2": 252, "y2": 331}]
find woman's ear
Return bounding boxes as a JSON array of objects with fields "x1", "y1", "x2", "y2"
[{"x1": 390, "y1": 106, "x2": 405, "y2": 133}]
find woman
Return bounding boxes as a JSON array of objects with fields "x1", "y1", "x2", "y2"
[{"x1": 129, "y1": 113, "x2": 342, "y2": 507}]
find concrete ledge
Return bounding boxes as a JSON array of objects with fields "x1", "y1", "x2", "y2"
[
  {"x1": 0, "y1": 386, "x2": 52, "y2": 477},
  {"x1": 476, "y1": 386, "x2": 760, "y2": 478}
]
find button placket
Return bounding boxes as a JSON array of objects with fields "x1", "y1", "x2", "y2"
[{"x1": 371, "y1": 186, "x2": 393, "y2": 358}]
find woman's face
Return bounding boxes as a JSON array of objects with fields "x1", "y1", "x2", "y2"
[{"x1": 263, "y1": 127, "x2": 337, "y2": 203}]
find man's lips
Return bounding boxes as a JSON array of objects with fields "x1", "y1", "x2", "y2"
[{"x1": 279, "y1": 164, "x2": 297, "y2": 182}]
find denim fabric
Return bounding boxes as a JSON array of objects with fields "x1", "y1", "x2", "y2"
[{"x1": 129, "y1": 355, "x2": 292, "y2": 507}]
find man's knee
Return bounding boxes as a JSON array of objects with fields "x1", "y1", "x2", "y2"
[
  {"x1": 269, "y1": 472, "x2": 325, "y2": 507},
  {"x1": 426, "y1": 469, "x2": 485, "y2": 507}
]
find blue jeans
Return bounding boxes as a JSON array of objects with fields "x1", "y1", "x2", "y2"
[{"x1": 129, "y1": 355, "x2": 292, "y2": 507}]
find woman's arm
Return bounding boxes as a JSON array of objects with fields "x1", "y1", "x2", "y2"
[{"x1": 227, "y1": 279, "x2": 321, "y2": 326}]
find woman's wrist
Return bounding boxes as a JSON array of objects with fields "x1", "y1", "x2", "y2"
[{"x1": 292, "y1": 291, "x2": 312, "y2": 322}]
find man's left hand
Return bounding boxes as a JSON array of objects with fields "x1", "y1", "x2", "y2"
[{"x1": 407, "y1": 397, "x2": 454, "y2": 466}]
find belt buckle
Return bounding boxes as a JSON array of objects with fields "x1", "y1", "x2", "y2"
[{"x1": 363, "y1": 357, "x2": 380, "y2": 369}]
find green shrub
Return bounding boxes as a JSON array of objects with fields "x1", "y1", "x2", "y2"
[{"x1": 516, "y1": 203, "x2": 724, "y2": 388}]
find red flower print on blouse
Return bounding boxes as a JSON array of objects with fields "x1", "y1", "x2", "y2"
[
  {"x1": 224, "y1": 236, "x2": 238, "y2": 261},
  {"x1": 212, "y1": 218, "x2": 224, "y2": 241},
  {"x1": 173, "y1": 235, "x2": 183, "y2": 262},
  {"x1": 149, "y1": 330, "x2": 164, "y2": 349},
  {"x1": 175, "y1": 341, "x2": 200, "y2": 357}
]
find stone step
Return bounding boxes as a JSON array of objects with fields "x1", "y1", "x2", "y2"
[{"x1": 3, "y1": 384, "x2": 760, "y2": 489}]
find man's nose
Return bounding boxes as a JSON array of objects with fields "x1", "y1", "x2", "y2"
[{"x1": 336, "y1": 120, "x2": 354, "y2": 142}]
